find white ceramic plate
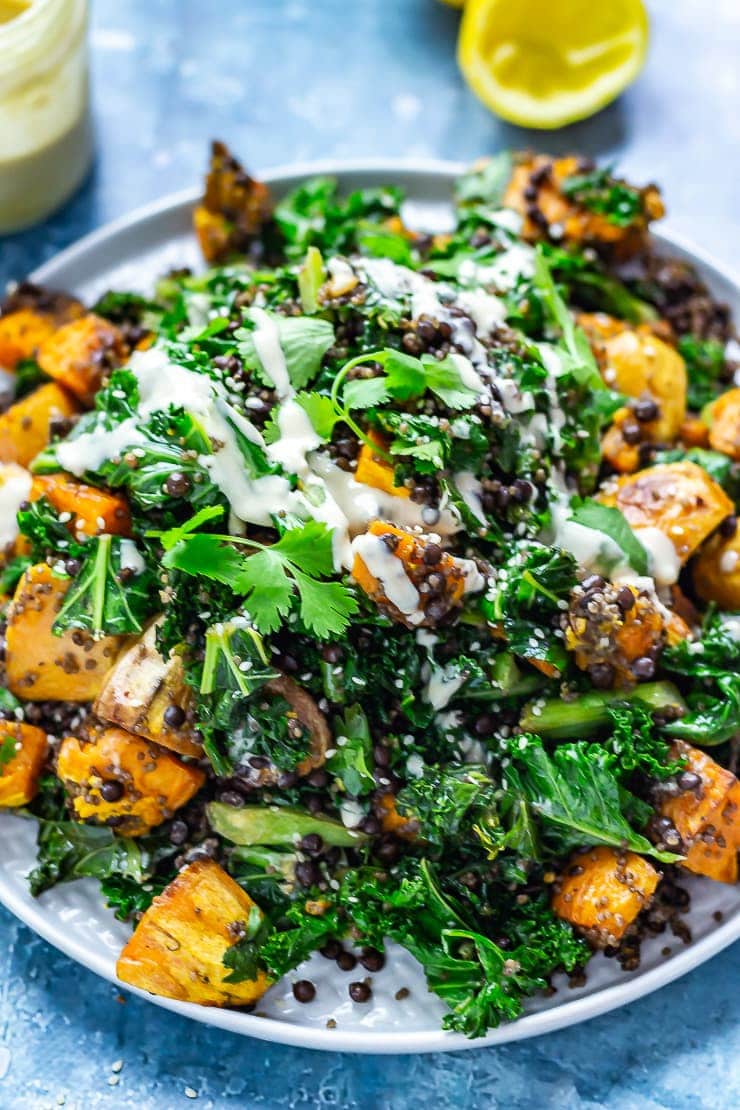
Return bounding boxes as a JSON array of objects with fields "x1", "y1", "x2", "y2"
[{"x1": 2, "y1": 160, "x2": 740, "y2": 1054}]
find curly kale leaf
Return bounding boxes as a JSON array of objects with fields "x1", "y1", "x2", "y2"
[
  {"x1": 505, "y1": 735, "x2": 678, "y2": 862},
  {"x1": 53, "y1": 535, "x2": 159, "y2": 637}
]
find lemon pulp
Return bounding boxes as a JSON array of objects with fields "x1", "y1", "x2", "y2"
[{"x1": 458, "y1": 0, "x2": 649, "y2": 129}]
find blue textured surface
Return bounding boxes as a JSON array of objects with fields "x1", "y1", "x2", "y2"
[{"x1": 1, "y1": 1, "x2": 740, "y2": 1105}]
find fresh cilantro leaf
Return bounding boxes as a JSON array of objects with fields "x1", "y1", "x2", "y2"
[
  {"x1": 153, "y1": 505, "x2": 225, "y2": 551},
  {"x1": 163, "y1": 533, "x2": 248, "y2": 585},
  {"x1": 570, "y1": 499, "x2": 648, "y2": 575},
  {"x1": 343, "y1": 377, "x2": 391, "y2": 410},
  {"x1": 421, "y1": 354, "x2": 481, "y2": 410},
  {"x1": 236, "y1": 548, "x2": 296, "y2": 633},
  {"x1": 294, "y1": 391, "x2": 340, "y2": 440},
  {"x1": 238, "y1": 311, "x2": 335, "y2": 391},
  {"x1": 270, "y1": 519, "x2": 335, "y2": 577},
  {"x1": 162, "y1": 518, "x2": 357, "y2": 640}
]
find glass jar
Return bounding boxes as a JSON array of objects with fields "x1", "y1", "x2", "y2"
[{"x1": 0, "y1": 0, "x2": 92, "y2": 234}]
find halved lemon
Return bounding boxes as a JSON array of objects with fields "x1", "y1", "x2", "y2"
[{"x1": 458, "y1": 0, "x2": 649, "y2": 129}]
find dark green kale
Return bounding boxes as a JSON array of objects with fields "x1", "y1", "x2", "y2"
[
  {"x1": 274, "y1": 177, "x2": 404, "y2": 260},
  {"x1": 326, "y1": 704, "x2": 375, "y2": 797},
  {"x1": 28, "y1": 821, "x2": 145, "y2": 896},
  {"x1": 661, "y1": 613, "x2": 740, "y2": 746},
  {"x1": 561, "y1": 167, "x2": 644, "y2": 227},
  {"x1": 481, "y1": 542, "x2": 576, "y2": 676},
  {"x1": 338, "y1": 859, "x2": 588, "y2": 1038},
  {"x1": 503, "y1": 735, "x2": 677, "y2": 862},
  {"x1": 395, "y1": 765, "x2": 497, "y2": 850},
  {"x1": 678, "y1": 335, "x2": 728, "y2": 411},
  {"x1": 53, "y1": 535, "x2": 159, "y2": 637}
]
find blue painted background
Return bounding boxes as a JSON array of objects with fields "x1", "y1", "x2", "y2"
[{"x1": 1, "y1": 1, "x2": 740, "y2": 1105}]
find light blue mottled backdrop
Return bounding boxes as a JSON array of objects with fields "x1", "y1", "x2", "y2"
[{"x1": 1, "y1": 1, "x2": 739, "y2": 1106}]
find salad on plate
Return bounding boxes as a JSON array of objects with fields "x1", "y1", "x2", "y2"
[{"x1": 0, "y1": 144, "x2": 739, "y2": 1037}]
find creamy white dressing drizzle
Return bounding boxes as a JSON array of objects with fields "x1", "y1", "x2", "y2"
[
  {"x1": 453, "y1": 470, "x2": 487, "y2": 525},
  {"x1": 118, "y1": 538, "x2": 146, "y2": 576},
  {"x1": 265, "y1": 399, "x2": 321, "y2": 478},
  {"x1": 247, "y1": 307, "x2": 291, "y2": 398},
  {"x1": 0, "y1": 462, "x2": 30, "y2": 548},
  {"x1": 424, "y1": 663, "x2": 467, "y2": 710},
  {"x1": 350, "y1": 532, "x2": 422, "y2": 622}
]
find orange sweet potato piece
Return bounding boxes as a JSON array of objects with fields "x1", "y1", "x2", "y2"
[
  {"x1": 57, "y1": 726, "x2": 205, "y2": 835},
  {"x1": 377, "y1": 792, "x2": 419, "y2": 840},
  {"x1": 564, "y1": 581, "x2": 676, "y2": 688},
  {"x1": 503, "y1": 155, "x2": 664, "y2": 257},
  {"x1": 0, "y1": 310, "x2": 57, "y2": 370},
  {"x1": 706, "y1": 387, "x2": 740, "y2": 461},
  {"x1": 355, "y1": 434, "x2": 409, "y2": 498},
  {"x1": 194, "y1": 141, "x2": 273, "y2": 263},
  {"x1": 30, "y1": 474, "x2": 131, "y2": 537},
  {"x1": 661, "y1": 742, "x2": 740, "y2": 883},
  {"x1": 601, "y1": 408, "x2": 641, "y2": 474},
  {"x1": 600, "y1": 461, "x2": 733, "y2": 563},
  {"x1": 352, "y1": 520, "x2": 483, "y2": 629},
  {"x1": 37, "y1": 314, "x2": 127, "y2": 405},
  {"x1": 0, "y1": 720, "x2": 49, "y2": 807},
  {"x1": 94, "y1": 619, "x2": 203, "y2": 759},
  {"x1": 679, "y1": 417, "x2": 710, "y2": 450},
  {"x1": 552, "y1": 846, "x2": 659, "y2": 946},
  {"x1": 116, "y1": 859, "x2": 270, "y2": 1005},
  {"x1": 5, "y1": 564, "x2": 122, "y2": 701},
  {"x1": 0, "y1": 382, "x2": 79, "y2": 467},
  {"x1": 693, "y1": 529, "x2": 740, "y2": 611}
]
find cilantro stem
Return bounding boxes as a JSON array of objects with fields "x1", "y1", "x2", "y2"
[{"x1": 330, "y1": 350, "x2": 394, "y2": 461}]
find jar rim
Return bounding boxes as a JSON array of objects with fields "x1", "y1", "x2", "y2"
[{"x1": 0, "y1": 0, "x2": 86, "y2": 82}]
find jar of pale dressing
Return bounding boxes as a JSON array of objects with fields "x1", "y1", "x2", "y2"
[{"x1": 0, "y1": 0, "x2": 92, "y2": 234}]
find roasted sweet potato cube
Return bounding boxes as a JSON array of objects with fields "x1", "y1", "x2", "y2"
[
  {"x1": 502, "y1": 155, "x2": 663, "y2": 257},
  {"x1": 0, "y1": 382, "x2": 79, "y2": 467},
  {"x1": 601, "y1": 409, "x2": 641, "y2": 474},
  {"x1": 377, "y1": 792, "x2": 419, "y2": 840},
  {"x1": 57, "y1": 726, "x2": 205, "y2": 835},
  {"x1": 0, "y1": 720, "x2": 49, "y2": 807},
  {"x1": 564, "y1": 581, "x2": 678, "y2": 688},
  {"x1": 30, "y1": 474, "x2": 132, "y2": 537},
  {"x1": 600, "y1": 462, "x2": 733, "y2": 563},
  {"x1": 194, "y1": 141, "x2": 272, "y2": 263},
  {"x1": 5, "y1": 564, "x2": 122, "y2": 701},
  {"x1": 351, "y1": 520, "x2": 484, "y2": 629},
  {"x1": 94, "y1": 619, "x2": 203, "y2": 759},
  {"x1": 552, "y1": 846, "x2": 659, "y2": 946},
  {"x1": 116, "y1": 859, "x2": 270, "y2": 1005},
  {"x1": 355, "y1": 434, "x2": 409, "y2": 498},
  {"x1": 706, "y1": 387, "x2": 740, "y2": 461},
  {"x1": 679, "y1": 417, "x2": 710, "y2": 450},
  {"x1": 0, "y1": 310, "x2": 57, "y2": 371},
  {"x1": 693, "y1": 529, "x2": 740, "y2": 610},
  {"x1": 37, "y1": 314, "x2": 127, "y2": 405},
  {"x1": 661, "y1": 742, "x2": 740, "y2": 883},
  {"x1": 587, "y1": 324, "x2": 686, "y2": 444}
]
